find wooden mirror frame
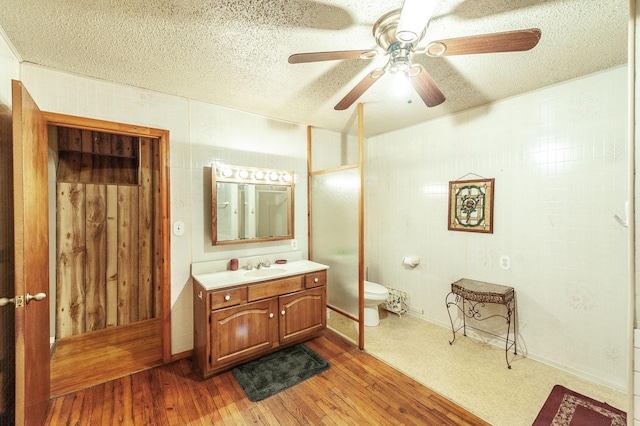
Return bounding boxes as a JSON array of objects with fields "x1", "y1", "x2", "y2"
[{"x1": 211, "y1": 163, "x2": 295, "y2": 245}]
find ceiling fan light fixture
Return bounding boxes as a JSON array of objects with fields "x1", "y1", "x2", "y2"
[
  {"x1": 389, "y1": 44, "x2": 412, "y2": 74},
  {"x1": 359, "y1": 50, "x2": 378, "y2": 60},
  {"x1": 396, "y1": 0, "x2": 440, "y2": 43},
  {"x1": 426, "y1": 41, "x2": 447, "y2": 57},
  {"x1": 407, "y1": 64, "x2": 421, "y2": 78},
  {"x1": 396, "y1": 30, "x2": 418, "y2": 44},
  {"x1": 390, "y1": 58, "x2": 410, "y2": 74},
  {"x1": 370, "y1": 69, "x2": 385, "y2": 79},
  {"x1": 288, "y1": 1, "x2": 541, "y2": 113}
]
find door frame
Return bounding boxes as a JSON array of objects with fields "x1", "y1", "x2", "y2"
[{"x1": 42, "y1": 112, "x2": 172, "y2": 363}]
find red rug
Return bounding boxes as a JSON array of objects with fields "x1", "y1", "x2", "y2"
[{"x1": 532, "y1": 385, "x2": 626, "y2": 426}]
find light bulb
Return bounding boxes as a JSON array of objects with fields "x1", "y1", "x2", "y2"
[{"x1": 392, "y1": 72, "x2": 411, "y2": 98}]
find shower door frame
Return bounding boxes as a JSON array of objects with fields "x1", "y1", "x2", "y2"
[{"x1": 307, "y1": 103, "x2": 365, "y2": 349}]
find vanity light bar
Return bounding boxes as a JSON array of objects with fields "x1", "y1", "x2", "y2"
[{"x1": 213, "y1": 163, "x2": 294, "y2": 184}]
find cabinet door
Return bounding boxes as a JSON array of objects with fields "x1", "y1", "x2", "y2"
[
  {"x1": 210, "y1": 298, "x2": 278, "y2": 367},
  {"x1": 279, "y1": 287, "x2": 326, "y2": 344}
]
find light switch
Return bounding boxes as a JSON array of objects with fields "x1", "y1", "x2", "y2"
[{"x1": 173, "y1": 221, "x2": 185, "y2": 236}]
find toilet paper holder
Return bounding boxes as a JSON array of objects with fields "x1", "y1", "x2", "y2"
[{"x1": 402, "y1": 256, "x2": 420, "y2": 267}]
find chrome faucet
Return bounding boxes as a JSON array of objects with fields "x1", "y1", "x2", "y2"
[{"x1": 257, "y1": 260, "x2": 271, "y2": 269}]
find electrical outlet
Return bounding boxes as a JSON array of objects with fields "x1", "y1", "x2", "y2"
[
  {"x1": 408, "y1": 307, "x2": 424, "y2": 316},
  {"x1": 499, "y1": 255, "x2": 511, "y2": 271},
  {"x1": 291, "y1": 239, "x2": 298, "y2": 250}
]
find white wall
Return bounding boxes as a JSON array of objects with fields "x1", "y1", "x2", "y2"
[
  {"x1": 0, "y1": 28, "x2": 19, "y2": 107},
  {"x1": 2, "y1": 26, "x2": 630, "y2": 391},
  {"x1": 17, "y1": 63, "x2": 309, "y2": 356},
  {"x1": 366, "y1": 66, "x2": 628, "y2": 390}
]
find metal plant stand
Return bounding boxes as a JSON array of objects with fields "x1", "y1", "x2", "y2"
[{"x1": 445, "y1": 278, "x2": 517, "y2": 368}]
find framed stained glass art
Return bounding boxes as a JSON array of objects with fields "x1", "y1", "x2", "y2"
[{"x1": 448, "y1": 178, "x2": 494, "y2": 233}]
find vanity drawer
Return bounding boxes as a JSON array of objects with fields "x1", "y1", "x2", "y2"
[
  {"x1": 210, "y1": 287, "x2": 246, "y2": 310},
  {"x1": 305, "y1": 271, "x2": 326, "y2": 288},
  {"x1": 248, "y1": 276, "x2": 303, "y2": 301}
]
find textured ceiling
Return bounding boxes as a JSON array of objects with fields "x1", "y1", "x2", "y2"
[{"x1": 0, "y1": 1, "x2": 628, "y2": 136}]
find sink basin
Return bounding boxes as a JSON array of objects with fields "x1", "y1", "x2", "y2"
[{"x1": 243, "y1": 268, "x2": 287, "y2": 278}]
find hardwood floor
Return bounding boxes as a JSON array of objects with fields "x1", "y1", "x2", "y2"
[
  {"x1": 45, "y1": 330, "x2": 489, "y2": 425},
  {"x1": 50, "y1": 319, "x2": 162, "y2": 398}
]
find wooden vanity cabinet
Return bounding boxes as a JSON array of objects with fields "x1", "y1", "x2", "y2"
[{"x1": 193, "y1": 269, "x2": 327, "y2": 378}]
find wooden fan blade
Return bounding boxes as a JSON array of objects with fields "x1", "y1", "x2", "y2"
[
  {"x1": 425, "y1": 28, "x2": 541, "y2": 57},
  {"x1": 335, "y1": 68, "x2": 385, "y2": 110},
  {"x1": 288, "y1": 50, "x2": 377, "y2": 64},
  {"x1": 409, "y1": 65, "x2": 445, "y2": 107}
]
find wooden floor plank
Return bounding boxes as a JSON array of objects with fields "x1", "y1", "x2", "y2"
[
  {"x1": 43, "y1": 396, "x2": 64, "y2": 425},
  {"x1": 50, "y1": 318, "x2": 162, "y2": 397},
  {"x1": 201, "y1": 373, "x2": 233, "y2": 425},
  {"x1": 100, "y1": 380, "x2": 115, "y2": 426},
  {"x1": 67, "y1": 389, "x2": 85, "y2": 425},
  {"x1": 87, "y1": 383, "x2": 105, "y2": 425},
  {"x1": 45, "y1": 330, "x2": 490, "y2": 425},
  {"x1": 157, "y1": 363, "x2": 182, "y2": 426},
  {"x1": 78, "y1": 388, "x2": 95, "y2": 425},
  {"x1": 166, "y1": 360, "x2": 209, "y2": 426},
  {"x1": 131, "y1": 369, "x2": 166, "y2": 426}
]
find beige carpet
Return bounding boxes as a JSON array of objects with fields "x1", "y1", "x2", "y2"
[{"x1": 327, "y1": 309, "x2": 626, "y2": 426}]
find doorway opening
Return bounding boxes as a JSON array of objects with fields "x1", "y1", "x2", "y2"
[{"x1": 43, "y1": 114, "x2": 171, "y2": 396}]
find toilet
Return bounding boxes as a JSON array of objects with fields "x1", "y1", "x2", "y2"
[{"x1": 364, "y1": 280, "x2": 389, "y2": 327}]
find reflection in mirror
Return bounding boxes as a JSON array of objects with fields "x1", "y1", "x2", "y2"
[{"x1": 212, "y1": 164, "x2": 294, "y2": 245}]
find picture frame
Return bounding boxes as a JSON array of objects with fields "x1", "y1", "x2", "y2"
[{"x1": 448, "y1": 178, "x2": 494, "y2": 233}]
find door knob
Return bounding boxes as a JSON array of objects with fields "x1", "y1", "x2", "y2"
[
  {"x1": 281, "y1": 310, "x2": 286, "y2": 316},
  {"x1": 26, "y1": 292, "x2": 47, "y2": 303},
  {"x1": 0, "y1": 297, "x2": 14, "y2": 307}
]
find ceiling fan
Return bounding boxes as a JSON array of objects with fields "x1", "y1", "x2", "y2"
[{"x1": 288, "y1": 0, "x2": 541, "y2": 111}]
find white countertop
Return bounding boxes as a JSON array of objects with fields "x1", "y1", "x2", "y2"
[{"x1": 192, "y1": 259, "x2": 329, "y2": 291}]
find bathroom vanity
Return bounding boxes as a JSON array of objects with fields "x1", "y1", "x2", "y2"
[{"x1": 191, "y1": 259, "x2": 328, "y2": 378}]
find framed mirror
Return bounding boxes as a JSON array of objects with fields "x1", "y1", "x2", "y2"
[{"x1": 212, "y1": 164, "x2": 295, "y2": 245}]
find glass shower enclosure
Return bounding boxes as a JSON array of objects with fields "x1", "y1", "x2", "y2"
[{"x1": 308, "y1": 124, "x2": 363, "y2": 346}]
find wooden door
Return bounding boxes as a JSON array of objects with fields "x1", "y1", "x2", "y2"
[
  {"x1": 279, "y1": 287, "x2": 326, "y2": 344},
  {"x1": 209, "y1": 298, "x2": 278, "y2": 369},
  {"x1": 12, "y1": 80, "x2": 50, "y2": 425}
]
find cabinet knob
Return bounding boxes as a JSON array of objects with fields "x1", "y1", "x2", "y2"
[
  {"x1": 224, "y1": 295, "x2": 231, "y2": 301},
  {"x1": 269, "y1": 313, "x2": 274, "y2": 318},
  {"x1": 314, "y1": 278, "x2": 319, "y2": 283},
  {"x1": 281, "y1": 310, "x2": 286, "y2": 316}
]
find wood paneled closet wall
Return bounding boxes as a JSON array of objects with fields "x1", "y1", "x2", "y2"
[{"x1": 54, "y1": 127, "x2": 160, "y2": 338}]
